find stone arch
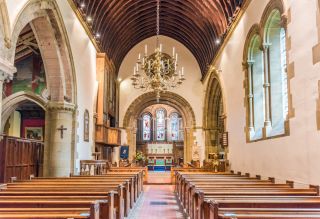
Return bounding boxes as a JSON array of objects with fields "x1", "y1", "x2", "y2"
[
  {"x1": 123, "y1": 91, "x2": 196, "y2": 162},
  {"x1": 203, "y1": 69, "x2": 227, "y2": 161},
  {"x1": 0, "y1": 0, "x2": 11, "y2": 52},
  {"x1": 4, "y1": 0, "x2": 76, "y2": 104},
  {"x1": 0, "y1": 0, "x2": 78, "y2": 176},
  {"x1": 1, "y1": 91, "x2": 47, "y2": 131},
  {"x1": 260, "y1": 0, "x2": 286, "y2": 39},
  {"x1": 242, "y1": 24, "x2": 265, "y2": 141},
  {"x1": 242, "y1": 24, "x2": 262, "y2": 63}
]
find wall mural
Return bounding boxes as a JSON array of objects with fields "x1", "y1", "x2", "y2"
[{"x1": 3, "y1": 55, "x2": 47, "y2": 98}]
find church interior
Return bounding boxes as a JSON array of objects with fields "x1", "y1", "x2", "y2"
[{"x1": 0, "y1": 0, "x2": 320, "y2": 218}]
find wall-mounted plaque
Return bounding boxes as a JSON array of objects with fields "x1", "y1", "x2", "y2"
[{"x1": 220, "y1": 132, "x2": 228, "y2": 147}]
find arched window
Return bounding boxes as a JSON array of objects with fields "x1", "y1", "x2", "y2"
[
  {"x1": 280, "y1": 28, "x2": 288, "y2": 120},
  {"x1": 265, "y1": 9, "x2": 288, "y2": 136},
  {"x1": 170, "y1": 113, "x2": 179, "y2": 141},
  {"x1": 156, "y1": 109, "x2": 166, "y2": 141},
  {"x1": 247, "y1": 34, "x2": 265, "y2": 140},
  {"x1": 142, "y1": 114, "x2": 151, "y2": 141}
]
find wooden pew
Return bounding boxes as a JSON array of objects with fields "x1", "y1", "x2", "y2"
[
  {"x1": 108, "y1": 167, "x2": 148, "y2": 183},
  {"x1": 4, "y1": 185, "x2": 126, "y2": 218},
  {"x1": 0, "y1": 199, "x2": 106, "y2": 219},
  {"x1": 0, "y1": 207, "x2": 92, "y2": 218},
  {"x1": 175, "y1": 172, "x2": 318, "y2": 218},
  {"x1": 0, "y1": 171, "x2": 143, "y2": 219},
  {"x1": 204, "y1": 198, "x2": 320, "y2": 219}
]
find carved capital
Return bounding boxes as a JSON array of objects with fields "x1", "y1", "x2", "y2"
[
  {"x1": 247, "y1": 59, "x2": 255, "y2": 65},
  {"x1": 262, "y1": 43, "x2": 272, "y2": 51},
  {"x1": 46, "y1": 101, "x2": 77, "y2": 112},
  {"x1": 0, "y1": 58, "x2": 16, "y2": 82},
  {"x1": 263, "y1": 83, "x2": 270, "y2": 88}
]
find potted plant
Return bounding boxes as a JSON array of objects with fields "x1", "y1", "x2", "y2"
[{"x1": 134, "y1": 151, "x2": 146, "y2": 167}]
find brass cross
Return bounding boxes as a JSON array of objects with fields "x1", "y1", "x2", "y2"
[{"x1": 57, "y1": 125, "x2": 67, "y2": 139}]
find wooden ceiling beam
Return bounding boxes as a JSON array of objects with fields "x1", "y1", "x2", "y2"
[{"x1": 73, "y1": 0, "x2": 244, "y2": 76}]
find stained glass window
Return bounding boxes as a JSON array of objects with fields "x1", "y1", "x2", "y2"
[
  {"x1": 156, "y1": 109, "x2": 166, "y2": 140},
  {"x1": 142, "y1": 114, "x2": 151, "y2": 141},
  {"x1": 170, "y1": 113, "x2": 179, "y2": 141}
]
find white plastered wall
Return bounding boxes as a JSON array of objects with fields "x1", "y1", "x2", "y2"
[
  {"x1": 118, "y1": 36, "x2": 206, "y2": 162},
  {"x1": 56, "y1": 0, "x2": 97, "y2": 172},
  {"x1": 209, "y1": 0, "x2": 320, "y2": 185}
]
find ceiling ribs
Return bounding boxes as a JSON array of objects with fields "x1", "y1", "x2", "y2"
[{"x1": 73, "y1": 0, "x2": 244, "y2": 76}]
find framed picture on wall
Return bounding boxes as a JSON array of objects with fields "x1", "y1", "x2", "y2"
[
  {"x1": 25, "y1": 127, "x2": 43, "y2": 141},
  {"x1": 84, "y1": 109, "x2": 89, "y2": 142}
]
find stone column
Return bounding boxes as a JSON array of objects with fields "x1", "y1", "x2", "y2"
[
  {"x1": 262, "y1": 43, "x2": 272, "y2": 136},
  {"x1": 112, "y1": 147, "x2": 120, "y2": 166},
  {"x1": 247, "y1": 60, "x2": 255, "y2": 135},
  {"x1": 0, "y1": 60, "x2": 16, "y2": 131},
  {"x1": 184, "y1": 127, "x2": 194, "y2": 163},
  {"x1": 44, "y1": 102, "x2": 76, "y2": 177},
  {"x1": 126, "y1": 127, "x2": 136, "y2": 162}
]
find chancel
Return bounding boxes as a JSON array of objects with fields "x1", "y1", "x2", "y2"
[{"x1": 0, "y1": 0, "x2": 320, "y2": 218}]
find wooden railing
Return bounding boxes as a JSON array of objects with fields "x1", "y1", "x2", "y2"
[
  {"x1": 0, "y1": 135, "x2": 44, "y2": 183},
  {"x1": 95, "y1": 124, "x2": 121, "y2": 145},
  {"x1": 79, "y1": 160, "x2": 110, "y2": 175}
]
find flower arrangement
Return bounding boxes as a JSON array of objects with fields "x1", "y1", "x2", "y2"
[{"x1": 134, "y1": 151, "x2": 146, "y2": 161}]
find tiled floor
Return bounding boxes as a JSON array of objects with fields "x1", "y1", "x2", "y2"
[
  {"x1": 128, "y1": 171, "x2": 186, "y2": 219},
  {"x1": 147, "y1": 171, "x2": 172, "y2": 184}
]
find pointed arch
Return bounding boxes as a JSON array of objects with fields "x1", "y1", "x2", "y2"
[
  {"x1": 203, "y1": 70, "x2": 227, "y2": 160},
  {"x1": 1, "y1": 91, "x2": 47, "y2": 131},
  {"x1": 4, "y1": 0, "x2": 77, "y2": 104},
  {"x1": 123, "y1": 91, "x2": 196, "y2": 162}
]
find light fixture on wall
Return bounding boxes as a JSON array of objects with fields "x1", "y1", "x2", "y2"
[{"x1": 130, "y1": 0, "x2": 185, "y2": 101}]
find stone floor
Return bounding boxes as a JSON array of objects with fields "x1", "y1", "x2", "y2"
[
  {"x1": 147, "y1": 171, "x2": 172, "y2": 184},
  {"x1": 127, "y1": 172, "x2": 186, "y2": 219}
]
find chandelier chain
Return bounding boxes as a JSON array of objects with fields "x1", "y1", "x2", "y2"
[
  {"x1": 156, "y1": 0, "x2": 160, "y2": 46},
  {"x1": 131, "y1": 0, "x2": 185, "y2": 101}
]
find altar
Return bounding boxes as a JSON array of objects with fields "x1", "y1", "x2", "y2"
[{"x1": 146, "y1": 143, "x2": 173, "y2": 171}]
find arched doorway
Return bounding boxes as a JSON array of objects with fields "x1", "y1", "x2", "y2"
[
  {"x1": 123, "y1": 91, "x2": 196, "y2": 165},
  {"x1": 1, "y1": 0, "x2": 77, "y2": 177},
  {"x1": 3, "y1": 100, "x2": 45, "y2": 140},
  {"x1": 203, "y1": 71, "x2": 227, "y2": 168}
]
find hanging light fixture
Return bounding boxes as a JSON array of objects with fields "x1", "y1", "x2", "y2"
[{"x1": 131, "y1": 0, "x2": 185, "y2": 101}]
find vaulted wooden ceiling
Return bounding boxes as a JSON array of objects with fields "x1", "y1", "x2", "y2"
[{"x1": 72, "y1": 0, "x2": 245, "y2": 76}]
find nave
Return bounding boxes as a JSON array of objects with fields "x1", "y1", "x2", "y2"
[{"x1": 0, "y1": 0, "x2": 320, "y2": 218}]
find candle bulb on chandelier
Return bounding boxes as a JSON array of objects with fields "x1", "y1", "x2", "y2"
[
  {"x1": 181, "y1": 67, "x2": 184, "y2": 76},
  {"x1": 145, "y1": 45, "x2": 148, "y2": 56},
  {"x1": 172, "y1": 47, "x2": 175, "y2": 57},
  {"x1": 138, "y1": 53, "x2": 141, "y2": 60},
  {"x1": 159, "y1": 44, "x2": 163, "y2": 52},
  {"x1": 175, "y1": 53, "x2": 178, "y2": 62}
]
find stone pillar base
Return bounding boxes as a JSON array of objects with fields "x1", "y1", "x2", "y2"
[{"x1": 44, "y1": 102, "x2": 76, "y2": 177}]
